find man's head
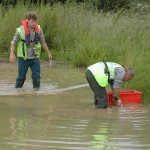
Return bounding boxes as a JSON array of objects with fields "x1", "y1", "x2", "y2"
[
  {"x1": 123, "y1": 68, "x2": 134, "y2": 81},
  {"x1": 26, "y1": 12, "x2": 37, "y2": 28}
]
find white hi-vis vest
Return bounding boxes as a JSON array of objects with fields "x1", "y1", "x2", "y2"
[{"x1": 87, "y1": 62, "x2": 123, "y2": 87}]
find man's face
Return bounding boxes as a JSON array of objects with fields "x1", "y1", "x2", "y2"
[{"x1": 27, "y1": 19, "x2": 37, "y2": 28}]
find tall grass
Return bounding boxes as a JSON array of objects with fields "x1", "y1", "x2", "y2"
[{"x1": 0, "y1": 2, "x2": 150, "y2": 101}]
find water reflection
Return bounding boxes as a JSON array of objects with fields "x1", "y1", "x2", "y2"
[
  {"x1": 91, "y1": 123, "x2": 115, "y2": 149},
  {"x1": 89, "y1": 104, "x2": 150, "y2": 150},
  {"x1": 2, "y1": 100, "x2": 149, "y2": 150}
]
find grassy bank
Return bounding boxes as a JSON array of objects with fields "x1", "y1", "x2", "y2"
[{"x1": 0, "y1": 2, "x2": 150, "y2": 101}]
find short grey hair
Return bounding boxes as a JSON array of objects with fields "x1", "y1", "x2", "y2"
[{"x1": 126, "y1": 68, "x2": 135, "y2": 77}]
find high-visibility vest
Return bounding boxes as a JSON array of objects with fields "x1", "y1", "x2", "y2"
[
  {"x1": 87, "y1": 62, "x2": 123, "y2": 87},
  {"x1": 16, "y1": 20, "x2": 41, "y2": 59}
]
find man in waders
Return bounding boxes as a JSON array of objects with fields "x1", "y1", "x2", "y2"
[
  {"x1": 86, "y1": 62, "x2": 134, "y2": 108},
  {"x1": 9, "y1": 12, "x2": 52, "y2": 89}
]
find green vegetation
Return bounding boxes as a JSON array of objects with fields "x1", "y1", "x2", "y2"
[{"x1": 0, "y1": 1, "x2": 150, "y2": 101}]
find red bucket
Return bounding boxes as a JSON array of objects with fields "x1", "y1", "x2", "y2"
[{"x1": 107, "y1": 90, "x2": 142, "y2": 105}]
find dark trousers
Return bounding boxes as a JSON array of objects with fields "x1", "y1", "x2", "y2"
[
  {"x1": 86, "y1": 69, "x2": 108, "y2": 108},
  {"x1": 15, "y1": 57, "x2": 41, "y2": 88}
]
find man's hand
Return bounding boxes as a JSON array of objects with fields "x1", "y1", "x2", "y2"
[
  {"x1": 113, "y1": 88, "x2": 122, "y2": 106},
  {"x1": 9, "y1": 45, "x2": 16, "y2": 64},
  {"x1": 112, "y1": 95, "x2": 118, "y2": 102},
  {"x1": 117, "y1": 99, "x2": 122, "y2": 107},
  {"x1": 41, "y1": 42, "x2": 52, "y2": 61},
  {"x1": 9, "y1": 53, "x2": 16, "y2": 64},
  {"x1": 112, "y1": 96, "x2": 122, "y2": 107},
  {"x1": 48, "y1": 52, "x2": 52, "y2": 61}
]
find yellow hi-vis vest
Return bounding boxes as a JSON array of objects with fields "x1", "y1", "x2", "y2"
[
  {"x1": 16, "y1": 25, "x2": 41, "y2": 59},
  {"x1": 87, "y1": 62, "x2": 123, "y2": 87}
]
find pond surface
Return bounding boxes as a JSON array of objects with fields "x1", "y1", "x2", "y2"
[{"x1": 0, "y1": 62, "x2": 149, "y2": 150}]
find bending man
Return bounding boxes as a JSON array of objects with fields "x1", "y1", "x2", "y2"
[{"x1": 86, "y1": 62, "x2": 134, "y2": 108}]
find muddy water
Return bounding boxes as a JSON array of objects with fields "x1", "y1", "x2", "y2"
[{"x1": 0, "y1": 62, "x2": 149, "y2": 150}]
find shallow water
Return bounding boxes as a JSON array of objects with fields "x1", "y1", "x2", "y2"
[{"x1": 0, "y1": 62, "x2": 150, "y2": 150}]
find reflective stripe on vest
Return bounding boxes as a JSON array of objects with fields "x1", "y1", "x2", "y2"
[{"x1": 87, "y1": 62, "x2": 123, "y2": 87}]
